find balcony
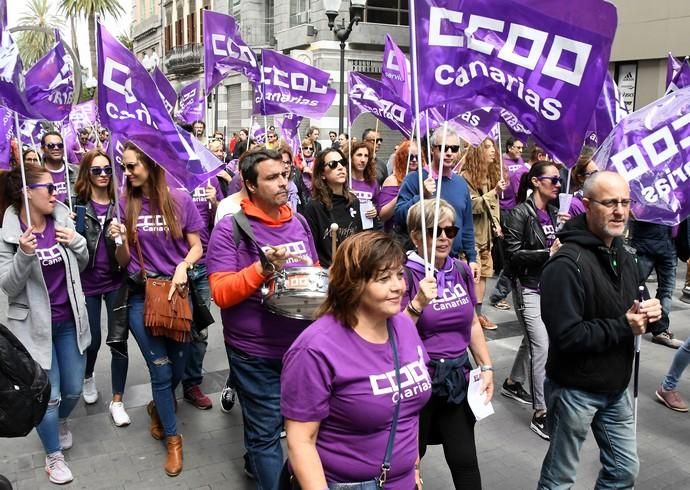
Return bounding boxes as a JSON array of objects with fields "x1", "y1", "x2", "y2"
[{"x1": 165, "y1": 43, "x2": 203, "y2": 75}]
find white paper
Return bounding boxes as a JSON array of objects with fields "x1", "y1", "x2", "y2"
[
  {"x1": 558, "y1": 193, "x2": 573, "y2": 215},
  {"x1": 467, "y1": 367, "x2": 495, "y2": 421},
  {"x1": 360, "y1": 201, "x2": 374, "y2": 230}
]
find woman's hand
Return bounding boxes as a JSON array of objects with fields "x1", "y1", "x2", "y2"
[
  {"x1": 55, "y1": 225, "x2": 76, "y2": 246},
  {"x1": 423, "y1": 176, "x2": 436, "y2": 198},
  {"x1": 494, "y1": 178, "x2": 508, "y2": 194},
  {"x1": 549, "y1": 238, "x2": 562, "y2": 256},
  {"x1": 205, "y1": 183, "x2": 217, "y2": 205},
  {"x1": 18, "y1": 226, "x2": 37, "y2": 255},
  {"x1": 480, "y1": 370, "x2": 494, "y2": 404},
  {"x1": 168, "y1": 262, "x2": 190, "y2": 300},
  {"x1": 108, "y1": 220, "x2": 126, "y2": 242},
  {"x1": 415, "y1": 465, "x2": 423, "y2": 489},
  {"x1": 413, "y1": 276, "x2": 438, "y2": 309},
  {"x1": 365, "y1": 207, "x2": 378, "y2": 219}
]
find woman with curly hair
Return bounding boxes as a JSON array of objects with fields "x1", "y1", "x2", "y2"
[
  {"x1": 461, "y1": 138, "x2": 507, "y2": 330},
  {"x1": 379, "y1": 140, "x2": 424, "y2": 231},
  {"x1": 349, "y1": 141, "x2": 380, "y2": 228}
]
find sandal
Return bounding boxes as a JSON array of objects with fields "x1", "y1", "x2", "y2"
[{"x1": 492, "y1": 299, "x2": 511, "y2": 310}]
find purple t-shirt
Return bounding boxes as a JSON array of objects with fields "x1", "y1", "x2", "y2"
[
  {"x1": 379, "y1": 185, "x2": 399, "y2": 232},
  {"x1": 350, "y1": 178, "x2": 380, "y2": 210},
  {"x1": 121, "y1": 189, "x2": 204, "y2": 277},
  {"x1": 281, "y1": 312, "x2": 431, "y2": 489},
  {"x1": 500, "y1": 157, "x2": 529, "y2": 211},
  {"x1": 206, "y1": 211, "x2": 320, "y2": 359},
  {"x1": 187, "y1": 180, "x2": 224, "y2": 265},
  {"x1": 536, "y1": 208, "x2": 556, "y2": 248},
  {"x1": 402, "y1": 256, "x2": 477, "y2": 363},
  {"x1": 47, "y1": 166, "x2": 69, "y2": 204},
  {"x1": 26, "y1": 218, "x2": 73, "y2": 322},
  {"x1": 569, "y1": 194, "x2": 586, "y2": 217},
  {"x1": 81, "y1": 201, "x2": 124, "y2": 296}
]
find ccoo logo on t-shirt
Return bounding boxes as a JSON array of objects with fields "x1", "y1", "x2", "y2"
[
  {"x1": 136, "y1": 215, "x2": 168, "y2": 233},
  {"x1": 369, "y1": 345, "x2": 431, "y2": 403},
  {"x1": 260, "y1": 241, "x2": 309, "y2": 265},
  {"x1": 431, "y1": 283, "x2": 470, "y2": 311},
  {"x1": 36, "y1": 244, "x2": 63, "y2": 267}
]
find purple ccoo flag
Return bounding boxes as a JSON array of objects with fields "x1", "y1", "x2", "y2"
[
  {"x1": 275, "y1": 113, "x2": 303, "y2": 156},
  {"x1": 593, "y1": 85, "x2": 690, "y2": 226},
  {"x1": 178, "y1": 79, "x2": 205, "y2": 124},
  {"x1": 382, "y1": 34, "x2": 412, "y2": 105},
  {"x1": 24, "y1": 33, "x2": 74, "y2": 122},
  {"x1": 666, "y1": 53, "x2": 683, "y2": 91},
  {"x1": 97, "y1": 21, "x2": 223, "y2": 190},
  {"x1": 151, "y1": 67, "x2": 176, "y2": 115},
  {"x1": 203, "y1": 10, "x2": 261, "y2": 94},
  {"x1": 0, "y1": 23, "x2": 40, "y2": 118},
  {"x1": 668, "y1": 60, "x2": 690, "y2": 94},
  {"x1": 0, "y1": 106, "x2": 12, "y2": 169},
  {"x1": 412, "y1": 0, "x2": 618, "y2": 167},
  {"x1": 349, "y1": 72, "x2": 414, "y2": 137},
  {"x1": 249, "y1": 120, "x2": 266, "y2": 144},
  {"x1": 585, "y1": 71, "x2": 629, "y2": 147},
  {"x1": 253, "y1": 50, "x2": 336, "y2": 118}
]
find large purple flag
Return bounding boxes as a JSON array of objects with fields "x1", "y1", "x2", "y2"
[
  {"x1": 500, "y1": 109, "x2": 532, "y2": 140},
  {"x1": 18, "y1": 118, "x2": 44, "y2": 147},
  {"x1": 668, "y1": 60, "x2": 690, "y2": 94},
  {"x1": 382, "y1": 34, "x2": 412, "y2": 105},
  {"x1": 0, "y1": 107, "x2": 12, "y2": 168},
  {"x1": 585, "y1": 71, "x2": 629, "y2": 147},
  {"x1": 422, "y1": 102, "x2": 501, "y2": 146},
  {"x1": 593, "y1": 85, "x2": 690, "y2": 226},
  {"x1": 253, "y1": 50, "x2": 336, "y2": 118},
  {"x1": 24, "y1": 34, "x2": 74, "y2": 122},
  {"x1": 249, "y1": 120, "x2": 266, "y2": 143},
  {"x1": 151, "y1": 67, "x2": 176, "y2": 115},
  {"x1": 63, "y1": 101, "x2": 99, "y2": 158},
  {"x1": 666, "y1": 53, "x2": 683, "y2": 90},
  {"x1": 203, "y1": 10, "x2": 261, "y2": 93},
  {"x1": 0, "y1": 26, "x2": 39, "y2": 118},
  {"x1": 178, "y1": 80, "x2": 205, "y2": 124},
  {"x1": 413, "y1": 0, "x2": 617, "y2": 167},
  {"x1": 97, "y1": 22, "x2": 223, "y2": 190},
  {"x1": 349, "y1": 72, "x2": 414, "y2": 137},
  {"x1": 275, "y1": 113, "x2": 303, "y2": 156}
]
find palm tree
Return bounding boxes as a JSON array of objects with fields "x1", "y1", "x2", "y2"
[
  {"x1": 59, "y1": 0, "x2": 125, "y2": 79},
  {"x1": 15, "y1": 0, "x2": 65, "y2": 67}
]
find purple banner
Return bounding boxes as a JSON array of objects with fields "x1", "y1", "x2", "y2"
[
  {"x1": 178, "y1": 79, "x2": 205, "y2": 124},
  {"x1": 249, "y1": 120, "x2": 266, "y2": 144},
  {"x1": 151, "y1": 67, "x2": 176, "y2": 115},
  {"x1": 253, "y1": 50, "x2": 336, "y2": 118},
  {"x1": 203, "y1": 10, "x2": 261, "y2": 93},
  {"x1": 585, "y1": 71, "x2": 629, "y2": 147},
  {"x1": 24, "y1": 34, "x2": 74, "y2": 122},
  {"x1": 349, "y1": 72, "x2": 414, "y2": 137},
  {"x1": 593, "y1": 86, "x2": 690, "y2": 226},
  {"x1": 0, "y1": 28, "x2": 39, "y2": 118},
  {"x1": 0, "y1": 106, "x2": 12, "y2": 168},
  {"x1": 500, "y1": 108, "x2": 532, "y2": 140},
  {"x1": 275, "y1": 113, "x2": 303, "y2": 155},
  {"x1": 382, "y1": 34, "x2": 412, "y2": 106},
  {"x1": 668, "y1": 60, "x2": 690, "y2": 94},
  {"x1": 18, "y1": 118, "x2": 44, "y2": 147},
  {"x1": 413, "y1": 0, "x2": 617, "y2": 167},
  {"x1": 97, "y1": 22, "x2": 223, "y2": 190},
  {"x1": 666, "y1": 53, "x2": 683, "y2": 90}
]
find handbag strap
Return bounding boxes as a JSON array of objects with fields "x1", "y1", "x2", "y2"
[
  {"x1": 133, "y1": 233, "x2": 147, "y2": 281},
  {"x1": 378, "y1": 322, "x2": 401, "y2": 487}
]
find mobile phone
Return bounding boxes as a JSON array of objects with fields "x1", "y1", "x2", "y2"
[{"x1": 75, "y1": 205, "x2": 87, "y2": 234}]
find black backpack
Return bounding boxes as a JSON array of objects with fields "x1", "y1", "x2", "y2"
[{"x1": 0, "y1": 323, "x2": 51, "y2": 438}]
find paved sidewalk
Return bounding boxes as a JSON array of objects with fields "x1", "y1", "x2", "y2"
[{"x1": 0, "y1": 275, "x2": 689, "y2": 489}]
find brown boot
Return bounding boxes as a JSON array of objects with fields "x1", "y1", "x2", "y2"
[
  {"x1": 146, "y1": 401, "x2": 164, "y2": 440},
  {"x1": 164, "y1": 435, "x2": 183, "y2": 477}
]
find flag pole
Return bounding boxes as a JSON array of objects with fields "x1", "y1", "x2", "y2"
[
  {"x1": 107, "y1": 135, "x2": 123, "y2": 246},
  {"x1": 59, "y1": 124, "x2": 74, "y2": 212},
  {"x1": 15, "y1": 112, "x2": 32, "y2": 229},
  {"x1": 496, "y1": 122, "x2": 504, "y2": 199}
]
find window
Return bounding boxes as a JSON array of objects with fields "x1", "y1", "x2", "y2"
[
  {"x1": 164, "y1": 24, "x2": 172, "y2": 52},
  {"x1": 187, "y1": 11, "x2": 196, "y2": 44},
  {"x1": 149, "y1": 0, "x2": 154, "y2": 17},
  {"x1": 365, "y1": 0, "x2": 408, "y2": 26},
  {"x1": 290, "y1": 0, "x2": 311, "y2": 27}
]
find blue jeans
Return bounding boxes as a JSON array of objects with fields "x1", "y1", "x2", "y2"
[
  {"x1": 636, "y1": 249, "x2": 676, "y2": 335},
  {"x1": 229, "y1": 345, "x2": 283, "y2": 490},
  {"x1": 183, "y1": 264, "x2": 210, "y2": 390},
  {"x1": 128, "y1": 293, "x2": 189, "y2": 436},
  {"x1": 85, "y1": 290, "x2": 128, "y2": 395},
  {"x1": 662, "y1": 335, "x2": 690, "y2": 390},
  {"x1": 36, "y1": 320, "x2": 86, "y2": 455},
  {"x1": 537, "y1": 379, "x2": 639, "y2": 490}
]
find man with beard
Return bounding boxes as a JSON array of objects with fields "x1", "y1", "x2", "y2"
[{"x1": 41, "y1": 131, "x2": 76, "y2": 204}]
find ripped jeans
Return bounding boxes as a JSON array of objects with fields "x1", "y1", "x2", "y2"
[
  {"x1": 128, "y1": 293, "x2": 189, "y2": 437},
  {"x1": 36, "y1": 320, "x2": 86, "y2": 455}
]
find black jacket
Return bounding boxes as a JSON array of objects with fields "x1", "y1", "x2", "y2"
[
  {"x1": 628, "y1": 219, "x2": 674, "y2": 256},
  {"x1": 72, "y1": 197, "x2": 121, "y2": 272},
  {"x1": 540, "y1": 214, "x2": 646, "y2": 393},
  {"x1": 503, "y1": 197, "x2": 558, "y2": 289}
]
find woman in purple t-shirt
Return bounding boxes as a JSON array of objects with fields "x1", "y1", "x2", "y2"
[
  {"x1": 108, "y1": 142, "x2": 203, "y2": 477},
  {"x1": 281, "y1": 231, "x2": 434, "y2": 490},
  {"x1": 73, "y1": 150, "x2": 130, "y2": 427},
  {"x1": 379, "y1": 140, "x2": 423, "y2": 232},
  {"x1": 403, "y1": 199, "x2": 494, "y2": 489},
  {"x1": 0, "y1": 164, "x2": 90, "y2": 485},
  {"x1": 350, "y1": 141, "x2": 381, "y2": 228}
]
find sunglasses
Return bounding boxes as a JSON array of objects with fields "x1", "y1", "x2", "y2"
[
  {"x1": 302, "y1": 146, "x2": 314, "y2": 151},
  {"x1": 426, "y1": 225, "x2": 459, "y2": 239},
  {"x1": 366, "y1": 138, "x2": 383, "y2": 144},
  {"x1": 409, "y1": 154, "x2": 419, "y2": 162},
  {"x1": 25, "y1": 157, "x2": 40, "y2": 163},
  {"x1": 433, "y1": 145, "x2": 460, "y2": 153},
  {"x1": 44, "y1": 143, "x2": 64, "y2": 150},
  {"x1": 324, "y1": 159, "x2": 346, "y2": 170},
  {"x1": 536, "y1": 176, "x2": 562, "y2": 185},
  {"x1": 27, "y1": 183, "x2": 56, "y2": 194},
  {"x1": 120, "y1": 162, "x2": 139, "y2": 172},
  {"x1": 90, "y1": 167, "x2": 113, "y2": 176}
]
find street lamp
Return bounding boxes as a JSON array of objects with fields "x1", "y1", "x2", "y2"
[{"x1": 324, "y1": 0, "x2": 366, "y2": 135}]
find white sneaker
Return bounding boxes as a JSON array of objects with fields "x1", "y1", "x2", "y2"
[
  {"x1": 58, "y1": 419, "x2": 72, "y2": 450},
  {"x1": 83, "y1": 376, "x2": 98, "y2": 404},
  {"x1": 45, "y1": 452, "x2": 73, "y2": 484},
  {"x1": 109, "y1": 401, "x2": 131, "y2": 427}
]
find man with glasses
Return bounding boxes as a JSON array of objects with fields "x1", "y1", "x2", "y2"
[
  {"x1": 537, "y1": 171, "x2": 662, "y2": 489},
  {"x1": 394, "y1": 128, "x2": 479, "y2": 280},
  {"x1": 41, "y1": 131, "x2": 76, "y2": 204},
  {"x1": 328, "y1": 130, "x2": 338, "y2": 149},
  {"x1": 362, "y1": 128, "x2": 388, "y2": 186},
  {"x1": 68, "y1": 128, "x2": 95, "y2": 165}
]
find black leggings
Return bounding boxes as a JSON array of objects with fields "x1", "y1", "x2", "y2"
[{"x1": 419, "y1": 395, "x2": 481, "y2": 489}]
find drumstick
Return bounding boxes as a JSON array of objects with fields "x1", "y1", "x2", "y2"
[{"x1": 330, "y1": 223, "x2": 339, "y2": 255}]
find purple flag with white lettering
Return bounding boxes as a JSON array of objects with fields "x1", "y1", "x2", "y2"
[
  {"x1": 349, "y1": 72, "x2": 414, "y2": 137},
  {"x1": 97, "y1": 22, "x2": 223, "y2": 190},
  {"x1": 0, "y1": 107, "x2": 12, "y2": 168},
  {"x1": 253, "y1": 50, "x2": 336, "y2": 118},
  {"x1": 382, "y1": 34, "x2": 412, "y2": 106},
  {"x1": 275, "y1": 113, "x2": 303, "y2": 156},
  {"x1": 178, "y1": 79, "x2": 205, "y2": 124},
  {"x1": 24, "y1": 34, "x2": 74, "y2": 121},
  {"x1": 249, "y1": 120, "x2": 266, "y2": 144},
  {"x1": 668, "y1": 60, "x2": 690, "y2": 94},
  {"x1": 666, "y1": 53, "x2": 683, "y2": 90},
  {"x1": 593, "y1": 85, "x2": 690, "y2": 226},
  {"x1": 203, "y1": 10, "x2": 261, "y2": 93},
  {"x1": 413, "y1": 0, "x2": 618, "y2": 167},
  {"x1": 500, "y1": 108, "x2": 532, "y2": 140},
  {"x1": 584, "y1": 71, "x2": 629, "y2": 147},
  {"x1": 0, "y1": 25, "x2": 40, "y2": 118},
  {"x1": 151, "y1": 67, "x2": 176, "y2": 115},
  {"x1": 18, "y1": 117, "x2": 44, "y2": 147}
]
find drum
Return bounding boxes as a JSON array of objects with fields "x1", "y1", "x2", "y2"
[{"x1": 261, "y1": 267, "x2": 329, "y2": 320}]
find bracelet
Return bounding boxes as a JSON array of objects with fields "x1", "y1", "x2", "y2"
[
  {"x1": 480, "y1": 365, "x2": 494, "y2": 372},
  {"x1": 406, "y1": 302, "x2": 423, "y2": 317}
]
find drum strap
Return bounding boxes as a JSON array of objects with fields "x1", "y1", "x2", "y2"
[{"x1": 232, "y1": 211, "x2": 273, "y2": 271}]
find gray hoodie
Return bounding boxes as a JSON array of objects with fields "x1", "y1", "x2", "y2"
[{"x1": 0, "y1": 202, "x2": 91, "y2": 369}]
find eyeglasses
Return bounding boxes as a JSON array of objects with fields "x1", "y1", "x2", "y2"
[
  {"x1": 426, "y1": 225, "x2": 459, "y2": 239},
  {"x1": 366, "y1": 138, "x2": 383, "y2": 144},
  {"x1": 584, "y1": 169, "x2": 599, "y2": 178},
  {"x1": 302, "y1": 146, "x2": 314, "y2": 151},
  {"x1": 409, "y1": 154, "x2": 419, "y2": 162},
  {"x1": 120, "y1": 162, "x2": 139, "y2": 172},
  {"x1": 90, "y1": 167, "x2": 113, "y2": 176},
  {"x1": 589, "y1": 198, "x2": 634, "y2": 209},
  {"x1": 433, "y1": 145, "x2": 460, "y2": 153},
  {"x1": 536, "y1": 176, "x2": 562, "y2": 185},
  {"x1": 44, "y1": 143, "x2": 64, "y2": 150},
  {"x1": 325, "y1": 158, "x2": 346, "y2": 170},
  {"x1": 27, "y1": 183, "x2": 56, "y2": 194}
]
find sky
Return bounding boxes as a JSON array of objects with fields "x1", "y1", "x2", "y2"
[{"x1": 6, "y1": 0, "x2": 132, "y2": 77}]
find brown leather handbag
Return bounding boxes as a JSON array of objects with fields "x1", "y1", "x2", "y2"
[{"x1": 134, "y1": 234, "x2": 192, "y2": 343}]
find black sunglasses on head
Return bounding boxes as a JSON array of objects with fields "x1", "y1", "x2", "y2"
[
  {"x1": 324, "y1": 158, "x2": 346, "y2": 170},
  {"x1": 426, "y1": 225, "x2": 459, "y2": 239},
  {"x1": 433, "y1": 144, "x2": 460, "y2": 153},
  {"x1": 90, "y1": 167, "x2": 113, "y2": 176}
]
